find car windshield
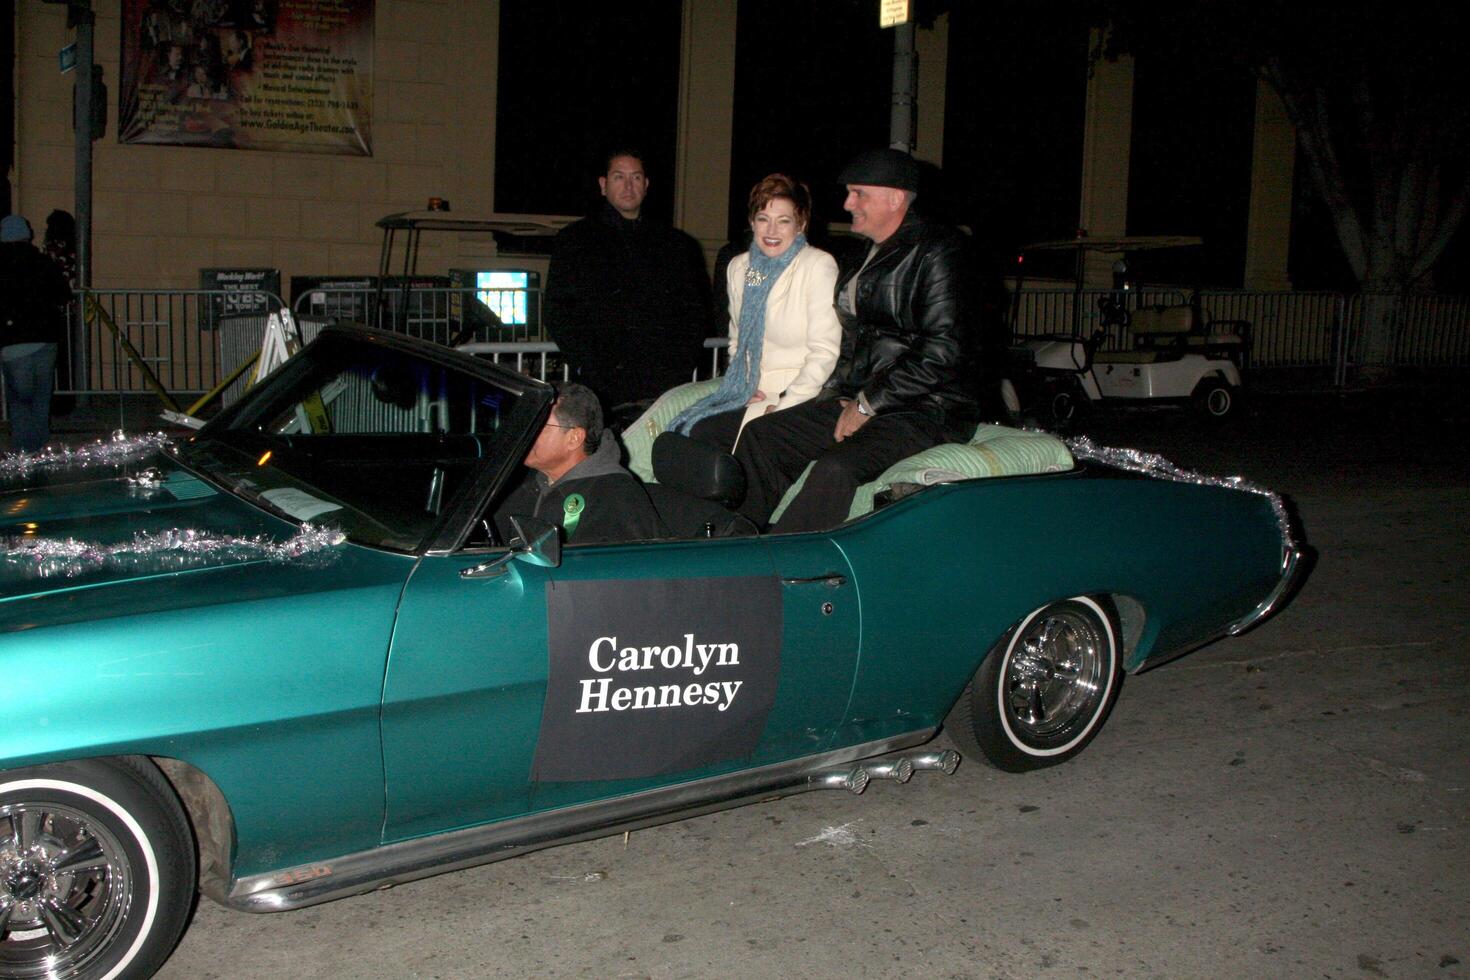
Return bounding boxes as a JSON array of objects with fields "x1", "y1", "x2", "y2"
[{"x1": 170, "y1": 333, "x2": 529, "y2": 551}]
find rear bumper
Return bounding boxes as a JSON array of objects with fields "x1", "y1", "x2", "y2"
[
  {"x1": 1227, "y1": 547, "x2": 1307, "y2": 636},
  {"x1": 1134, "y1": 546, "x2": 1308, "y2": 673}
]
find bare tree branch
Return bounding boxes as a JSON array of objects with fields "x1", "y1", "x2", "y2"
[
  {"x1": 1266, "y1": 60, "x2": 1368, "y2": 280},
  {"x1": 1409, "y1": 167, "x2": 1470, "y2": 282}
]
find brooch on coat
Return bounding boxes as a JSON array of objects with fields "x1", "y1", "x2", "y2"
[{"x1": 745, "y1": 268, "x2": 767, "y2": 286}]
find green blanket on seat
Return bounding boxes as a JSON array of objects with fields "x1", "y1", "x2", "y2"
[
  {"x1": 624, "y1": 380, "x2": 722, "y2": 482},
  {"x1": 768, "y1": 422, "x2": 1075, "y2": 524},
  {"x1": 625, "y1": 382, "x2": 1075, "y2": 524}
]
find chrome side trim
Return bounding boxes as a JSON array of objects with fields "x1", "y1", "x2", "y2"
[
  {"x1": 225, "y1": 730, "x2": 937, "y2": 914},
  {"x1": 1227, "y1": 547, "x2": 1306, "y2": 636}
]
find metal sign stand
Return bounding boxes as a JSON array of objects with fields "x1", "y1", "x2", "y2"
[{"x1": 161, "y1": 310, "x2": 304, "y2": 429}]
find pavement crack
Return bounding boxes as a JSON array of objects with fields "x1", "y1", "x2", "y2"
[{"x1": 1170, "y1": 638, "x2": 1442, "y2": 672}]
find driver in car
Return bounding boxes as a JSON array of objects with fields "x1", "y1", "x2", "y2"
[{"x1": 494, "y1": 383, "x2": 664, "y2": 546}]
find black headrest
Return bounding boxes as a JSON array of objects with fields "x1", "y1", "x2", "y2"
[
  {"x1": 652, "y1": 431, "x2": 746, "y2": 508},
  {"x1": 643, "y1": 484, "x2": 758, "y2": 539}
]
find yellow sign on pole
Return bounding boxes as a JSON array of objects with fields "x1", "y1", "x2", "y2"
[{"x1": 880, "y1": 0, "x2": 911, "y2": 28}]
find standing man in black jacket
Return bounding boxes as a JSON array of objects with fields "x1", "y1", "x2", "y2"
[
  {"x1": 544, "y1": 149, "x2": 710, "y2": 414},
  {"x1": 734, "y1": 149, "x2": 979, "y2": 533}
]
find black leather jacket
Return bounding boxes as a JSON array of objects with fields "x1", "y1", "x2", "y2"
[{"x1": 828, "y1": 211, "x2": 978, "y2": 427}]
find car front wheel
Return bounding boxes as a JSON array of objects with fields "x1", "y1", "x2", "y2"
[
  {"x1": 947, "y1": 597, "x2": 1123, "y2": 772},
  {"x1": 0, "y1": 757, "x2": 196, "y2": 980}
]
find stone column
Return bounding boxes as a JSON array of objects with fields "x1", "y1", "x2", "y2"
[
  {"x1": 444, "y1": 0, "x2": 502, "y2": 270},
  {"x1": 915, "y1": 12, "x2": 949, "y2": 166},
  {"x1": 673, "y1": 0, "x2": 737, "y2": 272},
  {"x1": 1077, "y1": 28, "x2": 1134, "y2": 286},
  {"x1": 1243, "y1": 78, "x2": 1295, "y2": 290}
]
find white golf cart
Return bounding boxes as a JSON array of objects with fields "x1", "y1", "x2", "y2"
[{"x1": 1006, "y1": 235, "x2": 1251, "y2": 428}]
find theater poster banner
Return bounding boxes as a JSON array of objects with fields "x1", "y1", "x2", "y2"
[{"x1": 120, "y1": 0, "x2": 373, "y2": 155}]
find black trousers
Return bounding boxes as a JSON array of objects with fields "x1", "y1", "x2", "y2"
[
  {"x1": 734, "y1": 398, "x2": 946, "y2": 533},
  {"x1": 686, "y1": 407, "x2": 745, "y2": 454}
]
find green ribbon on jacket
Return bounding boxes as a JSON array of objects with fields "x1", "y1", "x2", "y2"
[{"x1": 562, "y1": 493, "x2": 585, "y2": 538}]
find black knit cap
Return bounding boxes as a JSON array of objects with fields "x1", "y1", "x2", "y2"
[{"x1": 837, "y1": 148, "x2": 919, "y2": 192}]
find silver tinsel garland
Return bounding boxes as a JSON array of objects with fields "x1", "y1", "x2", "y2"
[
  {"x1": 1065, "y1": 435, "x2": 1297, "y2": 551},
  {"x1": 3, "y1": 524, "x2": 347, "y2": 579},
  {"x1": 2, "y1": 431, "x2": 349, "y2": 578},
  {"x1": 0, "y1": 430, "x2": 172, "y2": 480}
]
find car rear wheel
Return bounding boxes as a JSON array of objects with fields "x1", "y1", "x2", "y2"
[
  {"x1": 0, "y1": 757, "x2": 196, "y2": 980},
  {"x1": 947, "y1": 597, "x2": 1123, "y2": 772}
]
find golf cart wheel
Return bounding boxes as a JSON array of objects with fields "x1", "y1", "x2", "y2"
[
  {"x1": 1047, "y1": 386, "x2": 1087, "y2": 431},
  {"x1": 1193, "y1": 378, "x2": 1236, "y2": 420}
]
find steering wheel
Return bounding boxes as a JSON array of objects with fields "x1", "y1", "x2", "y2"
[{"x1": 1097, "y1": 295, "x2": 1130, "y2": 329}]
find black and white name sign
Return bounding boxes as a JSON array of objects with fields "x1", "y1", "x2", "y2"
[{"x1": 532, "y1": 575, "x2": 784, "y2": 782}]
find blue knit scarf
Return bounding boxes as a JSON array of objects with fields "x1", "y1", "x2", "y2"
[{"x1": 671, "y1": 234, "x2": 807, "y2": 435}]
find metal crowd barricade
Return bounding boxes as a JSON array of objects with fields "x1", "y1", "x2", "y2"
[
  {"x1": 455, "y1": 341, "x2": 566, "y2": 382},
  {"x1": 1197, "y1": 290, "x2": 1345, "y2": 370},
  {"x1": 61, "y1": 289, "x2": 289, "y2": 408},
  {"x1": 454, "y1": 336, "x2": 729, "y2": 386},
  {"x1": 26, "y1": 282, "x2": 1464, "y2": 423},
  {"x1": 293, "y1": 284, "x2": 547, "y2": 345}
]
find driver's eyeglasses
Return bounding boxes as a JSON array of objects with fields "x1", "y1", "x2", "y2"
[{"x1": 544, "y1": 422, "x2": 578, "y2": 430}]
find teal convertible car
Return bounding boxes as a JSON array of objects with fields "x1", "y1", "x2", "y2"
[{"x1": 0, "y1": 327, "x2": 1302, "y2": 979}]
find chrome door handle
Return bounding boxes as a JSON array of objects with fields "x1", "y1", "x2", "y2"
[{"x1": 780, "y1": 573, "x2": 847, "y2": 587}]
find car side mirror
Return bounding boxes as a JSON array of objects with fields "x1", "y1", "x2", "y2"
[
  {"x1": 507, "y1": 515, "x2": 561, "y2": 567},
  {"x1": 460, "y1": 515, "x2": 561, "y2": 579}
]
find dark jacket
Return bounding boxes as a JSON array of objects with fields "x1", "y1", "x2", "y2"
[
  {"x1": 828, "y1": 211, "x2": 978, "y2": 427},
  {"x1": 0, "y1": 242, "x2": 71, "y2": 347},
  {"x1": 544, "y1": 202, "x2": 710, "y2": 409},
  {"x1": 494, "y1": 438, "x2": 664, "y2": 546}
]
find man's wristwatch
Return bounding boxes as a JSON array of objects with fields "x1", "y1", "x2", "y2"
[{"x1": 855, "y1": 398, "x2": 873, "y2": 417}]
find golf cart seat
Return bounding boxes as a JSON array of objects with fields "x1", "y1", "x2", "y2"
[{"x1": 1094, "y1": 304, "x2": 1250, "y2": 365}]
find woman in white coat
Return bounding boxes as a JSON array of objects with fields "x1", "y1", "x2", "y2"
[{"x1": 669, "y1": 174, "x2": 841, "y2": 452}]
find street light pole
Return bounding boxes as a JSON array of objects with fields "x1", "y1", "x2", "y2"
[
  {"x1": 72, "y1": 0, "x2": 95, "y2": 289},
  {"x1": 889, "y1": 20, "x2": 916, "y2": 152}
]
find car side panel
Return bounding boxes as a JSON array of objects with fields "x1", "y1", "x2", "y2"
[
  {"x1": 829, "y1": 472, "x2": 1284, "y2": 746},
  {"x1": 0, "y1": 548, "x2": 414, "y2": 878}
]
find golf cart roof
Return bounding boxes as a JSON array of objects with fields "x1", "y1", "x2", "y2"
[
  {"x1": 375, "y1": 211, "x2": 577, "y2": 236},
  {"x1": 1023, "y1": 234, "x2": 1204, "y2": 253}
]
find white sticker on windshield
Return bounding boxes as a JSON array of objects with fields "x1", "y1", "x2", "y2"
[{"x1": 260, "y1": 488, "x2": 343, "y2": 520}]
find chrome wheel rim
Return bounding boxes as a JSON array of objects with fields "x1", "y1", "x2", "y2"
[
  {"x1": 1004, "y1": 607, "x2": 1107, "y2": 741},
  {"x1": 0, "y1": 800, "x2": 134, "y2": 980}
]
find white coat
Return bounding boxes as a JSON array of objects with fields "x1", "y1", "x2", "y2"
[{"x1": 724, "y1": 244, "x2": 842, "y2": 434}]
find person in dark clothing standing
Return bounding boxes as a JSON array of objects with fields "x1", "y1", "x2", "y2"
[
  {"x1": 733, "y1": 149, "x2": 980, "y2": 534},
  {"x1": 544, "y1": 150, "x2": 710, "y2": 413},
  {"x1": 43, "y1": 210, "x2": 79, "y2": 287},
  {"x1": 1, "y1": 215, "x2": 72, "y2": 452},
  {"x1": 494, "y1": 383, "x2": 664, "y2": 546}
]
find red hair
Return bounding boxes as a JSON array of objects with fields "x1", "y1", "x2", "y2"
[{"x1": 747, "y1": 173, "x2": 812, "y2": 227}]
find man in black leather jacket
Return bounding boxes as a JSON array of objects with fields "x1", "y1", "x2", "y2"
[{"x1": 734, "y1": 149, "x2": 978, "y2": 533}]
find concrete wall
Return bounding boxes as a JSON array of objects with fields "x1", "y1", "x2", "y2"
[
  {"x1": 13, "y1": 0, "x2": 494, "y2": 292},
  {"x1": 12, "y1": 5, "x2": 1292, "y2": 296}
]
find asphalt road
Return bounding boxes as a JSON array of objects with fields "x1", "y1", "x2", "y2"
[{"x1": 153, "y1": 391, "x2": 1470, "y2": 980}]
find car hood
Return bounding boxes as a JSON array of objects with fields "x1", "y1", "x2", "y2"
[{"x1": 0, "y1": 451, "x2": 315, "y2": 601}]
